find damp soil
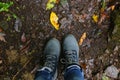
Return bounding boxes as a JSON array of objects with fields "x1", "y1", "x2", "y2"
[{"x1": 0, "y1": 0, "x2": 120, "y2": 80}]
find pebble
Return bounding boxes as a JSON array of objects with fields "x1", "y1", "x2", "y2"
[{"x1": 105, "y1": 65, "x2": 119, "y2": 79}]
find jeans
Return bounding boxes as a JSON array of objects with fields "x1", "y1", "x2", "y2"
[{"x1": 35, "y1": 65, "x2": 84, "y2": 80}]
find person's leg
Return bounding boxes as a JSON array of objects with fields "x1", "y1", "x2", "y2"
[
  {"x1": 63, "y1": 34, "x2": 84, "y2": 80},
  {"x1": 35, "y1": 38, "x2": 60, "y2": 80},
  {"x1": 64, "y1": 65, "x2": 84, "y2": 80},
  {"x1": 35, "y1": 67, "x2": 53, "y2": 80}
]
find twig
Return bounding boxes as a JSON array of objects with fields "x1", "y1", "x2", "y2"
[
  {"x1": 12, "y1": 58, "x2": 32, "y2": 80},
  {"x1": 30, "y1": 65, "x2": 39, "y2": 74}
]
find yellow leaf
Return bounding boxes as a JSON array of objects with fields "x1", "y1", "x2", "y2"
[
  {"x1": 46, "y1": 0, "x2": 57, "y2": 10},
  {"x1": 50, "y1": 12, "x2": 59, "y2": 30},
  {"x1": 79, "y1": 32, "x2": 87, "y2": 45},
  {"x1": 92, "y1": 14, "x2": 99, "y2": 23},
  {"x1": 111, "y1": 5, "x2": 115, "y2": 11}
]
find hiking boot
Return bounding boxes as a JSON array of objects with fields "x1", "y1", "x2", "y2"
[
  {"x1": 63, "y1": 34, "x2": 79, "y2": 67},
  {"x1": 43, "y1": 38, "x2": 60, "y2": 80}
]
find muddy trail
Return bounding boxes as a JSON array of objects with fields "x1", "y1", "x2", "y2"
[{"x1": 0, "y1": 0, "x2": 120, "y2": 80}]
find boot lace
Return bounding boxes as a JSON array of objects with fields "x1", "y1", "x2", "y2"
[
  {"x1": 44, "y1": 55, "x2": 57, "y2": 71},
  {"x1": 61, "y1": 50, "x2": 78, "y2": 64}
]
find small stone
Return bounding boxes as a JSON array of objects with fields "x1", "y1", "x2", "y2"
[
  {"x1": 14, "y1": 18, "x2": 22, "y2": 32},
  {"x1": 114, "y1": 46, "x2": 119, "y2": 52},
  {"x1": 105, "y1": 65, "x2": 119, "y2": 79},
  {"x1": 105, "y1": 49, "x2": 110, "y2": 54}
]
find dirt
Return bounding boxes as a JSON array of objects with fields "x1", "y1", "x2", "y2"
[{"x1": 0, "y1": 0, "x2": 120, "y2": 80}]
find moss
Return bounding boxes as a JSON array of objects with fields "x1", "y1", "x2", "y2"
[
  {"x1": 20, "y1": 55, "x2": 28, "y2": 65},
  {"x1": 6, "y1": 50, "x2": 18, "y2": 63},
  {"x1": 112, "y1": 9, "x2": 120, "y2": 44},
  {"x1": 108, "y1": 5, "x2": 120, "y2": 50},
  {"x1": 22, "y1": 71, "x2": 34, "y2": 80}
]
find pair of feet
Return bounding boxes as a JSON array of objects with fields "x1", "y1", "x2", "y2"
[{"x1": 43, "y1": 34, "x2": 79, "y2": 79}]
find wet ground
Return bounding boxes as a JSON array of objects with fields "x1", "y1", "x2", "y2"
[{"x1": 0, "y1": 0, "x2": 120, "y2": 80}]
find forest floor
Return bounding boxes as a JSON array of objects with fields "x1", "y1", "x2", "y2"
[{"x1": 0, "y1": 0, "x2": 120, "y2": 80}]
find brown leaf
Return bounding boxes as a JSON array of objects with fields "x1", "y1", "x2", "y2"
[
  {"x1": 80, "y1": 62, "x2": 87, "y2": 70},
  {"x1": 98, "y1": 13, "x2": 107, "y2": 24},
  {"x1": 0, "y1": 27, "x2": 3, "y2": 32},
  {"x1": 21, "y1": 33, "x2": 26, "y2": 42},
  {"x1": 0, "y1": 33, "x2": 6, "y2": 42}
]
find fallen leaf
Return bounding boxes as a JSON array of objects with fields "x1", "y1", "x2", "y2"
[
  {"x1": 107, "y1": 5, "x2": 115, "y2": 11},
  {"x1": 98, "y1": 13, "x2": 107, "y2": 24},
  {"x1": 0, "y1": 33, "x2": 6, "y2": 42},
  {"x1": 111, "y1": 5, "x2": 115, "y2": 11},
  {"x1": 46, "y1": 0, "x2": 58, "y2": 10},
  {"x1": 0, "y1": 27, "x2": 3, "y2": 32},
  {"x1": 21, "y1": 33, "x2": 26, "y2": 42},
  {"x1": 80, "y1": 62, "x2": 87, "y2": 70},
  {"x1": 50, "y1": 11, "x2": 59, "y2": 30},
  {"x1": 92, "y1": 14, "x2": 99, "y2": 23},
  {"x1": 102, "y1": 74, "x2": 110, "y2": 80},
  {"x1": 79, "y1": 32, "x2": 87, "y2": 45}
]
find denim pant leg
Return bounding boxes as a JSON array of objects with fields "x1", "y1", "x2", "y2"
[
  {"x1": 64, "y1": 65, "x2": 84, "y2": 80},
  {"x1": 35, "y1": 67, "x2": 52, "y2": 80}
]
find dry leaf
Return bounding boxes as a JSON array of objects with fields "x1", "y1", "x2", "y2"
[
  {"x1": 98, "y1": 13, "x2": 106, "y2": 24},
  {"x1": 111, "y1": 5, "x2": 115, "y2": 11},
  {"x1": 50, "y1": 11, "x2": 59, "y2": 30},
  {"x1": 0, "y1": 33, "x2": 6, "y2": 42},
  {"x1": 92, "y1": 14, "x2": 99, "y2": 23},
  {"x1": 107, "y1": 5, "x2": 115, "y2": 11},
  {"x1": 46, "y1": 0, "x2": 57, "y2": 10},
  {"x1": 79, "y1": 32, "x2": 87, "y2": 45},
  {"x1": 80, "y1": 62, "x2": 87, "y2": 70},
  {"x1": 102, "y1": 74, "x2": 110, "y2": 80},
  {"x1": 21, "y1": 33, "x2": 26, "y2": 42},
  {"x1": 0, "y1": 27, "x2": 3, "y2": 32}
]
